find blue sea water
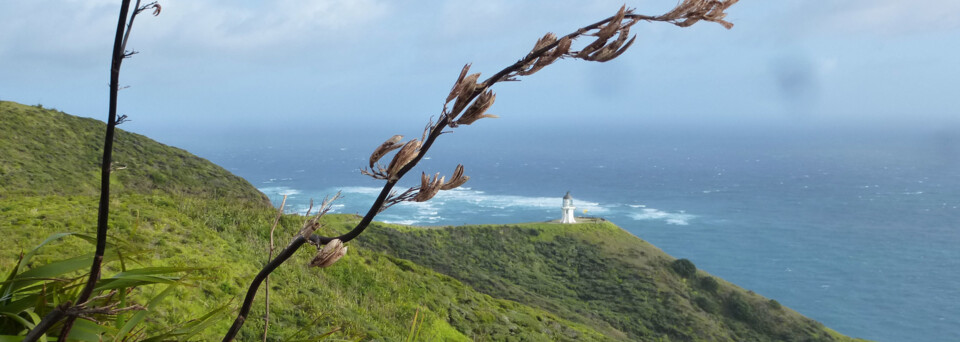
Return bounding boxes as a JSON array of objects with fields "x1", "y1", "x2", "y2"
[{"x1": 186, "y1": 124, "x2": 960, "y2": 342}]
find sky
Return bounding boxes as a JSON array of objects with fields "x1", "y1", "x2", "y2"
[{"x1": 1, "y1": 0, "x2": 959, "y2": 146}]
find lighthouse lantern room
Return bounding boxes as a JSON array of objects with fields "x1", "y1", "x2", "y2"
[{"x1": 561, "y1": 191, "x2": 576, "y2": 224}]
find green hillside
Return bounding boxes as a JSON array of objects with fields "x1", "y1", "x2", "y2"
[
  {"x1": 355, "y1": 220, "x2": 867, "y2": 341},
  {"x1": 0, "y1": 102, "x2": 867, "y2": 341},
  {"x1": 0, "y1": 101, "x2": 267, "y2": 202}
]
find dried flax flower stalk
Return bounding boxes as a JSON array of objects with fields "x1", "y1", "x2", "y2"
[
  {"x1": 655, "y1": 0, "x2": 738, "y2": 29},
  {"x1": 222, "y1": 3, "x2": 739, "y2": 341},
  {"x1": 369, "y1": 0, "x2": 739, "y2": 207}
]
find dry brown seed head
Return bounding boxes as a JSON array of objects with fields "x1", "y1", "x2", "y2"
[
  {"x1": 595, "y1": 5, "x2": 626, "y2": 41},
  {"x1": 446, "y1": 64, "x2": 472, "y2": 103},
  {"x1": 522, "y1": 36, "x2": 574, "y2": 75},
  {"x1": 457, "y1": 90, "x2": 497, "y2": 126},
  {"x1": 705, "y1": 0, "x2": 737, "y2": 29},
  {"x1": 576, "y1": 36, "x2": 607, "y2": 59},
  {"x1": 553, "y1": 37, "x2": 572, "y2": 58},
  {"x1": 441, "y1": 164, "x2": 470, "y2": 190},
  {"x1": 413, "y1": 172, "x2": 444, "y2": 202},
  {"x1": 534, "y1": 33, "x2": 558, "y2": 52},
  {"x1": 451, "y1": 73, "x2": 481, "y2": 115},
  {"x1": 422, "y1": 119, "x2": 434, "y2": 142},
  {"x1": 657, "y1": 0, "x2": 737, "y2": 29},
  {"x1": 592, "y1": 35, "x2": 636, "y2": 62},
  {"x1": 386, "y1": 139, "x2": 421, "y2": 180},
  {"x1": 310, "y1": 239, "x2": 348, "y2": 268},
  {"x1": 369, "y1": 135, "x2": 404, "y2": 169},
  {"x1": 661, "y1": 0, "x2": 698, "y2": 20},
  {"x1": 518, "y1": 33, "x2": 560, "y2": 75},
  {"x1": 585, "y1": 24, "x2": 636, "y2": 62}
]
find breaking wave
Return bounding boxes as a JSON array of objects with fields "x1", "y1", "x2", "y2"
[
  {"x1": 268, "y1": 186, "x2": 695, "y2": 226},
  {"x1": 258, "y1": 186, "x2": 301, "y2": 196},
  {"x1": 629, "y1": 208, "x2": 695, "y2": 225}
]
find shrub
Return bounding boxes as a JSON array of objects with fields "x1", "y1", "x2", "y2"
[
  {"x1": 694, "y1": 296, "x2": 718, "y2": 314},
  {"x1": 767, "y1": 299, "x2": 782, "y2": 310},
  {"x1": 698, "y1": 276, "x2": 719, "y2": 293},
  {"x1": 670, "y1": 258, "x2": 696, "y2": 278},
  {"x1": 726, "y1": 293, "x2": 757, "y2": 324}
]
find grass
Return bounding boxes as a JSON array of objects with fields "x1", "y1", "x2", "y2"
[
  {"x1": 1, "y1": 195, "x2": 613, "y2": 341},
  {"x1": 0, "y1": 101, "x2": 267, "y2": 203},
  {"x1": 0, "y1": 101, "x2": 870, "y2": 341},
  {"x1": 353, "y1": 220, "x2": 871, "y2": 342}
]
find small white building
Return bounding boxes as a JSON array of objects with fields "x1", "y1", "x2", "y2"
[{"x1": 561, "y1": 191, "x2": 576, "y2": 224}]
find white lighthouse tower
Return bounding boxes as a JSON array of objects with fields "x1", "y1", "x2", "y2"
[{"x1": 561, "y1": 191, "x2": 577, "y2": 224}]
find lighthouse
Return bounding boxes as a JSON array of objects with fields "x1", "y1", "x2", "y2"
[{"x1": 561, "y1": 191, "x2": 577, "y2": 224}]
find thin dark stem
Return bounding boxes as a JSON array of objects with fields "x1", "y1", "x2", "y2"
[
  {"x1": 224, "y1": 86, "x2": 454, "y2": 341},
  {"x1": 222, "y1": 185, "x2": 390, "y2": 341},
  {"x1": 263, "y1": 195, "x2": 286, "y2": 342},
  {"x1": 222, "y1": 236, "x2": 307, "y2": 341},
  {"x1": 21, "y1": 306, "x2": 67, "y2": 342},
  {"x1": 22, "y1": 1, "x2": 133, "y2": 338},
  {"x1": 56, "y1": 1, "x2": 134, "y2": 339},
  {"x1": 120, "y1": 0, "x2": 142, "y2": 55}
]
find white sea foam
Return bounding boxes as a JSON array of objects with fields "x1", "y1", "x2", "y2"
[
  {"x1": 381, "y1": 219, "x2": 419, "y2": 225},
  {"x1": 629, "y1": 208, "x2": 695, "y2": 225},
  {"x1": 338, "y1": 186, "x2": 384, "y2": 195},
  {"x1": 278, "y1": 186, "x2": 698, "y2": 227},
  {"x1": 259, "y1": 186, "x2": 301, "y2": 196},
  {"x1": 336, "y1": 186, "x2": 609, "y2": 214},
  {"x1": 287, "y1": 202, "x2": 347, "y2": 216}
]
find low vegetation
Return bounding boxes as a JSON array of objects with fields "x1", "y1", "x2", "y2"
[
  {"x1": 354, "y1": 221, "x2": 870, "y2": 341},
  {"x1": 0, "y1": 102, "x2": 874, "y2": 341},
  {"x1": 0, "y1": 101, "x2": 266, "y2": 202}
]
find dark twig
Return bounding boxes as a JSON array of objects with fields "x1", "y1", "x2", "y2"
[
  {"x1": 23, "y1": 1, "x2": 160, "y2": 340},
  {"x1": 54, "y1": 0, "x2": 135, "y2": 338},
  {"x1": 264, "y1": 195, "x2": 287, "y2": 342}
]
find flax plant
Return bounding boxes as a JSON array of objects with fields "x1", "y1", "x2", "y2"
[{"x1": 222, "y1": 1, "x2": 738, "y2": 340}]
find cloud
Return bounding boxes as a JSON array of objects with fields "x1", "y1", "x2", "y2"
[
  {"x1": 142, "y1": 0, "x2": 390, "y2": 55},
  {"x1": 0, "y1": 1, "x2": 117, "y2": 67},
  {"x1": 795, "y1": 0, "x2": 960, "y2": 36},
  {"x1": 0, "y1": 0, "x2": 390, "y2": 66}
]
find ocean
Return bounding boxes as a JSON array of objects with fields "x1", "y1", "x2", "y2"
[{"x1": 185, "y1": 123, "x2": 960, "y2": 342}]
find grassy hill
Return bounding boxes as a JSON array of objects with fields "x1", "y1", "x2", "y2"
[
  {"x1": 0, "y1": 101, "x2": 867, "y2": 341},
  {"x1": 354, "y1": 220, "x2": 864, "y2": 341},
  {"x1": 0, "y1": 101, "x2": 267, "y2": 202}
]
